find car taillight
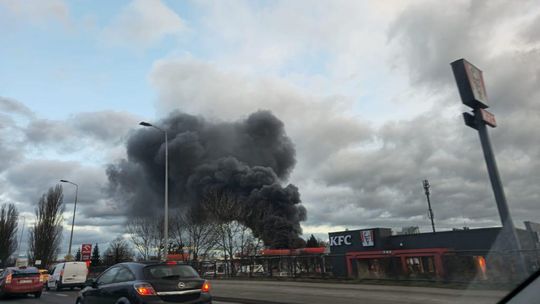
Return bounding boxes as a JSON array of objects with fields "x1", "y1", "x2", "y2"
[
  {"x1": 5, "y1": 274, "x2": 12, "y2": 284},
  {"x1": 134, "y1": 283, "x2": 157, "y2": 296},
  {"x1": 201, "y1": 280, "x2": 210, "y2": 293}
]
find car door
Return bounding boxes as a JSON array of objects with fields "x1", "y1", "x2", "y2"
[
  {"x1": 109, "y1": 266, "x2": 136, "y2": 302},
  {"x1": 84, "y1": 267, "x2": 119, "y2": 304}
]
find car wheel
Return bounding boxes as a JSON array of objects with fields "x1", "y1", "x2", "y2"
[
  {"x1": 76, "y1": 298, "x2": 83, "y2": 304},
  {"x1": 115, "y1": 298, "x2": 131, "y2": 304},
  {"x1": 34, "y1": 291, "x2": 42, "y2": 298}
]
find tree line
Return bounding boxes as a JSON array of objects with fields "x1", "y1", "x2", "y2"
[
  {"x1": 1, "y1": 186, "x2": 324, "y2": 272},
  {"x1": 0, "y1": 185, "x2": 65, "y2": 268}
]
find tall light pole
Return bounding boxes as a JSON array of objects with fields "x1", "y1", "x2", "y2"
[
  {"x1": 60, "y1": 179, "x2": 78, "y2": 259},
  {"x1": 140, "y1": 121, "x2": 169, "y2": 261},
  {"x1": 18, "y1": 216, "x2": 26, "y2": 257}
]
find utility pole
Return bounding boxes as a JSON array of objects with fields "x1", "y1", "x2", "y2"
[
  {"x1": 18, "y1": 216, "x2": 26, "y2": 256},
  {"x1": 140, "y1": 121, "x2": 169, "y2": 261},
  {"x1": 60, "y1": 179, "x2": 78, "y2": 260},
  {"x1": 451, "y1": 58, "x2": 526, "y2": 274},
  {"x1": 422, "y1": 180, "x2": 436, "y2": 233}
]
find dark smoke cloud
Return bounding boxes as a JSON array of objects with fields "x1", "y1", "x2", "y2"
[{"x1": 107, "y1": 110, "x2": 307, "y2": 248}]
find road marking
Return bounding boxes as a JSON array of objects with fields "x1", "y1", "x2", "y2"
[{"x1": 54, "y1": 293, "x2": 68, "y2": 297}]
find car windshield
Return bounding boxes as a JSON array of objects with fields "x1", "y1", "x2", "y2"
[
  {"x1": 144, "y1": 265, "x2": 199, "y2": 280},
  {"x1": 1, "y1": 1, "x2": 538, "y2": 303}
]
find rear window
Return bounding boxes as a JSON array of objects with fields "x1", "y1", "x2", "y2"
[
  {"x1": 11, "y1": 267, "x2": 39, "y2": 277},
  {"x1": 144, "y1": 265, "x2": 199, "y2": 280}
]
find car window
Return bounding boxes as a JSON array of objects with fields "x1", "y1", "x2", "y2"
[
  {"x1": 54, "y1": 265, "x2": 63, "y2": 274},
  {"x1": 97, "y1": 267, "x2": 120, "y2": 285},
  {"x1": 144, "y1": 265, "x2": 199, "y2": 280},
  {"x1": 113, "y1": 267, "x2": 135, "y2": 283}
]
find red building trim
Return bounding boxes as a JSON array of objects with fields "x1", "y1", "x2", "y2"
[{"x1": 345, "y1": 248, "x2": 449, "y2": 278}]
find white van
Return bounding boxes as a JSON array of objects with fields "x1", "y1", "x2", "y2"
[{"x1": 46, "y1": 262, "x2": 88, "y2": 291}]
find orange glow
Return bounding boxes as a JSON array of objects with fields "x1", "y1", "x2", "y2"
[
  {"x1": 476, "y1": 256, "x2": 487, "y2": 280},
  {"x1": 478, "y1": 256, "x2": 486, "y2": 269},
  {"x1": 6, "y1": 273, "x2": 12, "y2": 284},
  {"x1": 202, "y1": 281, "x2": 211, "y2": 293},
  {"x1": 134, "y1": 283, "x2": 156, "y2": 296}
]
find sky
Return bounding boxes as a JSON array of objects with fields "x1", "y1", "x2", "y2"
[{"x1": 1, "y1": 0, "x2": 539, "y2": 256}]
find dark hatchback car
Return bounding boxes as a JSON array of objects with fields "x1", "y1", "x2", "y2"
[{"x1": 76, "y1": 261, "x2": 211, "y2": 304}]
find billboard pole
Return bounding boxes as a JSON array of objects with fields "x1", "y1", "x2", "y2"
[{"x1": 451, "y1": 59, "x2": 527, "y2": 275}]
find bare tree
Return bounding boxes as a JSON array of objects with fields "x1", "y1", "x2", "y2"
[
  {"x1": 28, "y1": 185, "x2": 64, "y2": 268},
  {"x1": 126, "y1": 216, "x2": 163, "y2": 260},
  {"x1": 0, "y1": 203, "x2": 18, "y2": 267},
  {"x1": 170, "y1": 210, "x2": 218, "y2": 262},
  {"x1": 202, "y1": 189, "x2": 261, "y2": 276},
  {"x1": 103, "y1": 236, "x2": 134, "y2": 266}
]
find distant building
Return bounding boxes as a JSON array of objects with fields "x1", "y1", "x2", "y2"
[{"x1": 328, "y1": 222, "x2": 540, "y2": 281}]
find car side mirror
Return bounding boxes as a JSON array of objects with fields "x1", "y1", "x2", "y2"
[{"x1": 85, "y1": 278, "x2": 98, "y2": 288}]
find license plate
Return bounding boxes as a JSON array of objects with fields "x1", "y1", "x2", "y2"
[{"x1": 19, "y1": 280, "x2": 32, "y2": 284}]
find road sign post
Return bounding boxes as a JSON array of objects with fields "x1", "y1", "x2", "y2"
[{"x1": 451, "y1": 58, "x2": 527, "y2": 275}]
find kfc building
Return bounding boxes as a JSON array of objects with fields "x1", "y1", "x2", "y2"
[{"x1": 328, "y1": 226, "x2": 540, "y2": 280}]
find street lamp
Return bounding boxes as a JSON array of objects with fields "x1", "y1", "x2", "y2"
[
  {"x1": 139, "y1": 121, "x2": 169, "y2": 261},
  {"x1": 60, "y1": 179, "x2": 78, "y2": 259},
  {"x1": 17, "y1": 215, "x2": 26, "y2": 257}
]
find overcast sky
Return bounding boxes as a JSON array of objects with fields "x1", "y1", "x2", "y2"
[{"x1": 1, "y1": 0, "x2": 539, "y2": 255}]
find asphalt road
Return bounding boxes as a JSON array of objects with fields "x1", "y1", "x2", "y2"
[
  {"x1": 210, "y1": 280, "x2": 509, "y2": 304},
  {"x1": 0, "y1": 289, "x2": 239, "y2": 304},
  {"x1": 0, "y1": 281, "x2": 509, "y2": 304}
]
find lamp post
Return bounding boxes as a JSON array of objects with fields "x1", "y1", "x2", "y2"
[
  {"x1": 60, "y1": 179, "x2": 78, "y2": 260},
  {"x1": 18, "y1": 216, "x2": 25, "y2": 257},
  {"x1": 139, "y1": 121, "x2": 169, "y2": 261}
]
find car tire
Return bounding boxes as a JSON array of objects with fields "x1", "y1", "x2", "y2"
[
  {"x1": 34, "y1": 291, "x2": 42, "y2": 298},
  {"x1": 115, "y1": 298, "x2": 131, "y2": 304}
]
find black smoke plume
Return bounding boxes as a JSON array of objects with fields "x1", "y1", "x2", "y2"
[{"x1": 107, "y1": 110, "x2": 307, "y2": 248}]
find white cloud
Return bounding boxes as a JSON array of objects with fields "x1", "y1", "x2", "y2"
[
  {"x1": 0, "y1": 0, "x2": 70, "y2": 25},
  {"x1": 102, "y1": 0, "x2": 186, "y2": 49}
]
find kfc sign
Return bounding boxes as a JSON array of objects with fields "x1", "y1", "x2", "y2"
[
  {"x1": 330, "y1": 235, "x2": 352, "y2": 246},
  {"x1": 451, "y1": 59, "x2": 489, "y2": 109},
  {"x1": 361, "y1": 230, "x2": 374, "y2": 247}
]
